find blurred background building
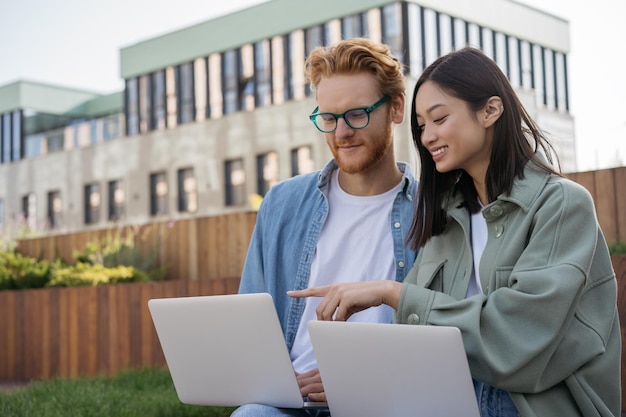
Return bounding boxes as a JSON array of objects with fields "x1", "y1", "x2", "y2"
[{"x1": 0, "y1": 0, "x2": 572, "y2": 236}]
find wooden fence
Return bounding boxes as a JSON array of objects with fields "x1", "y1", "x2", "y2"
[
  {"x1": 565, "y1": 167, "x2": 626, "y2": 245},
  {"x1": 0, "y1": 277, "x2": 241, "y2": 382}
]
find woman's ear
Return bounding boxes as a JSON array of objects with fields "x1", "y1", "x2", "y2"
[{"x1": 483, "y1": 96, "x2": 504, "y2": 128}]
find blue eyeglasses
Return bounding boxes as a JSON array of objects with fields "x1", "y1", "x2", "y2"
[{"x1": 309, "y1": 96, "x2": 390, "y2": 133}]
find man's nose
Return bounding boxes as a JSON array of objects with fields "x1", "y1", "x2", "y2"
[{"x1": 334, "y1": 117, "x2": 354, "y2": 137}]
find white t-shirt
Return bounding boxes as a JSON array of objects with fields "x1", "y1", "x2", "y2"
[
  {"x1": 291, "y1": 169, "x2": 403, "y2": 373},
  {"x1": 466, "y1": 208, "x2": 487, "y2": 298}
]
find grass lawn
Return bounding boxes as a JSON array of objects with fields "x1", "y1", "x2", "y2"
[{"x1": 0, "y1": 367, "x2": 236, "y2": 417}]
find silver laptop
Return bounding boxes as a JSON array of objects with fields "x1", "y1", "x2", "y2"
[
  {"x1": 147, "y1": 293, "x2": 327, "y2": 409},
  {"x1": 308, "y1": 320, "x2": 481, "y2": 417}
]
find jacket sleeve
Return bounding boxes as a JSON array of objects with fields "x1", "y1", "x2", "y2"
[{"x1": 396, "y1": 179, "x2": 615, "y2": 393}]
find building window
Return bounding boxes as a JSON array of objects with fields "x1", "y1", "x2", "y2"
[
  {"x1": 150, "y1": 171, "x2": 168, "y2": 216},
  {"x1": 520, "y1": 40, "x2": 533, "y2": 90},
  {"x1": 254, "y1": 40, "x2": 273, "y2": 105},
  {"x1": 222, "y1": 49, "x2": 239, "y2": 115},
  {"x1": 177, "y1": 62, "x2": 195, "y2": 124},
  {"x1": 84, "y1": 183, "x2": 101, "y2": 225},
  {"x1": 342, "y1": 13, "x2": 367, "y2": 39},
  {"x1": 11, "y1": 111, "x2": 22, "y2": 161},
  {"x1": 225, "y1": 159, "x2": 246, "y2": 206},
  {"x1": 108, "y1": 180, "x2": 125, "y2": 221},
  {"x1": 25, "y1": 134, "x2": 44, "y2": 158},
  {"x1": 304, "y1": 25, "x2": 325, "y2": 59},
  {"x1": 46, "y1": 131, "x2": 64, "y2": 153},
  {"x1": 125, "y1": 77, "x2": 139, "y2": 136},
  {"x1": 282, "y1": 35, "x2": 293, "y2": 101},
  {"x1": 89, "y1": 120, "x2": 99, "y2": 144},
  {"x1": 256, "y1": 152, "x2": 279, "y2": 196},
  {"x1": 2, "y1": 113, "x2": 10, "y2": 163},
  {"x1": 291, "y1": 146, "x2": 315, "y2": 176},
  {"x1": 194, "y1": 58, "x2": 207, "y2": 121},
  {"x1": 21, "y1": 193, "x2": 37, "y2": 231},
  {"x1": 102, "y1": 114, "x2": 122, "y2": 141},
  {"x1": 177, "y1": 168, "x2": 197, "y2": 213},
  {"x1": 47, "y1": 190, "x2": 62, "y2": 230},
  {"x1": 152, "y1": 70, "x2": 167, "y2": 130},
  {"x1": 0, "y1": 114, "x2": 4, "y2": 163},
  {"x1": 381, "y1": 4, "x2": 404, "y2": 61},
  {"x1": 304, "y1": 26, "x2": 324, "y2": 97},
  {"x1": 543, "y1": 48, "x2": 556, "y2": 109}
]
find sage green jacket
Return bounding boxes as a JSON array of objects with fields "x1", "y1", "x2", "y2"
[{"x1": 396, "y1": 163, "x2": 621, "y2": 416}]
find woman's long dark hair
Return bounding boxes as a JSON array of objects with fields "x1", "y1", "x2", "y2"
[{"x1": 408, "y1": 47, "x2": 560, "y2": 249}]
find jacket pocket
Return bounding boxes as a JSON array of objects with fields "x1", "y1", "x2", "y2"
[
  {"x1": 415, "y1": 260, "x2": 446, "y2": 292},
  {"x1": 494, "y1": 266, "x2": 514, "y2": 291}
]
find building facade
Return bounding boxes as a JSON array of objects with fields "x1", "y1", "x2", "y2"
[{"x1": 0, "y1": 0, "x2": 573, "y2": 237}]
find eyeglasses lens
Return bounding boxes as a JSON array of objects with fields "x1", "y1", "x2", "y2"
[
  {"x1": 314, "y1": 114, "x2": 336, "y2": 132},
  {"x1": 345, "y1": 109, "x2": 368, "y2": 128}
]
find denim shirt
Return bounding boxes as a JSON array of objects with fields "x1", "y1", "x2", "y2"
[{"x1": 239, "y1": 159, "x2": 419, "y2": 352}]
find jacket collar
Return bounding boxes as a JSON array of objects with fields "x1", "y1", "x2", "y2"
[{"x1": 447, "y1": 158, "x2": 553, "y2": 215}]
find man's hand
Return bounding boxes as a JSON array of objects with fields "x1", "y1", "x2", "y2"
[{"x1": 296, "y1": 368, "x2": 326, "y2": 402}]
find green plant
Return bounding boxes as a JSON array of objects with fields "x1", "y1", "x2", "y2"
[
  {"x1": 0, "y1": 250, "x2": 51, "y2": 290},
  {"x1": 46, "y1": 261, "x2": 148, "y2": 287},
  {"x1": 73, "y1": 228, "x2": 167, "y2": 281},
  {"x1": 609, "y1": 241, "x2": 626, "y2": 255}
]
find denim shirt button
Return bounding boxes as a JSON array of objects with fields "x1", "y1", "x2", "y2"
[
  {"x1": 394, "y1": 221, "x2": 401, "y2": 228},
  {"x1": 407, "y1": 313, "x2": 420, "y2": 324},
  {"x1": 398, "y1": 261, "x2": 405, "y2": 268}
]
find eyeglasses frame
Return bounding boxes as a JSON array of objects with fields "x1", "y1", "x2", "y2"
[{"x1": 308, "y1": 95, "x2": 391, "y2": 133}]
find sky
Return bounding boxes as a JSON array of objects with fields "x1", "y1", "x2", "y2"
[{"x1": 1, "y1": 0, "x2": 624, "y2": 172}]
